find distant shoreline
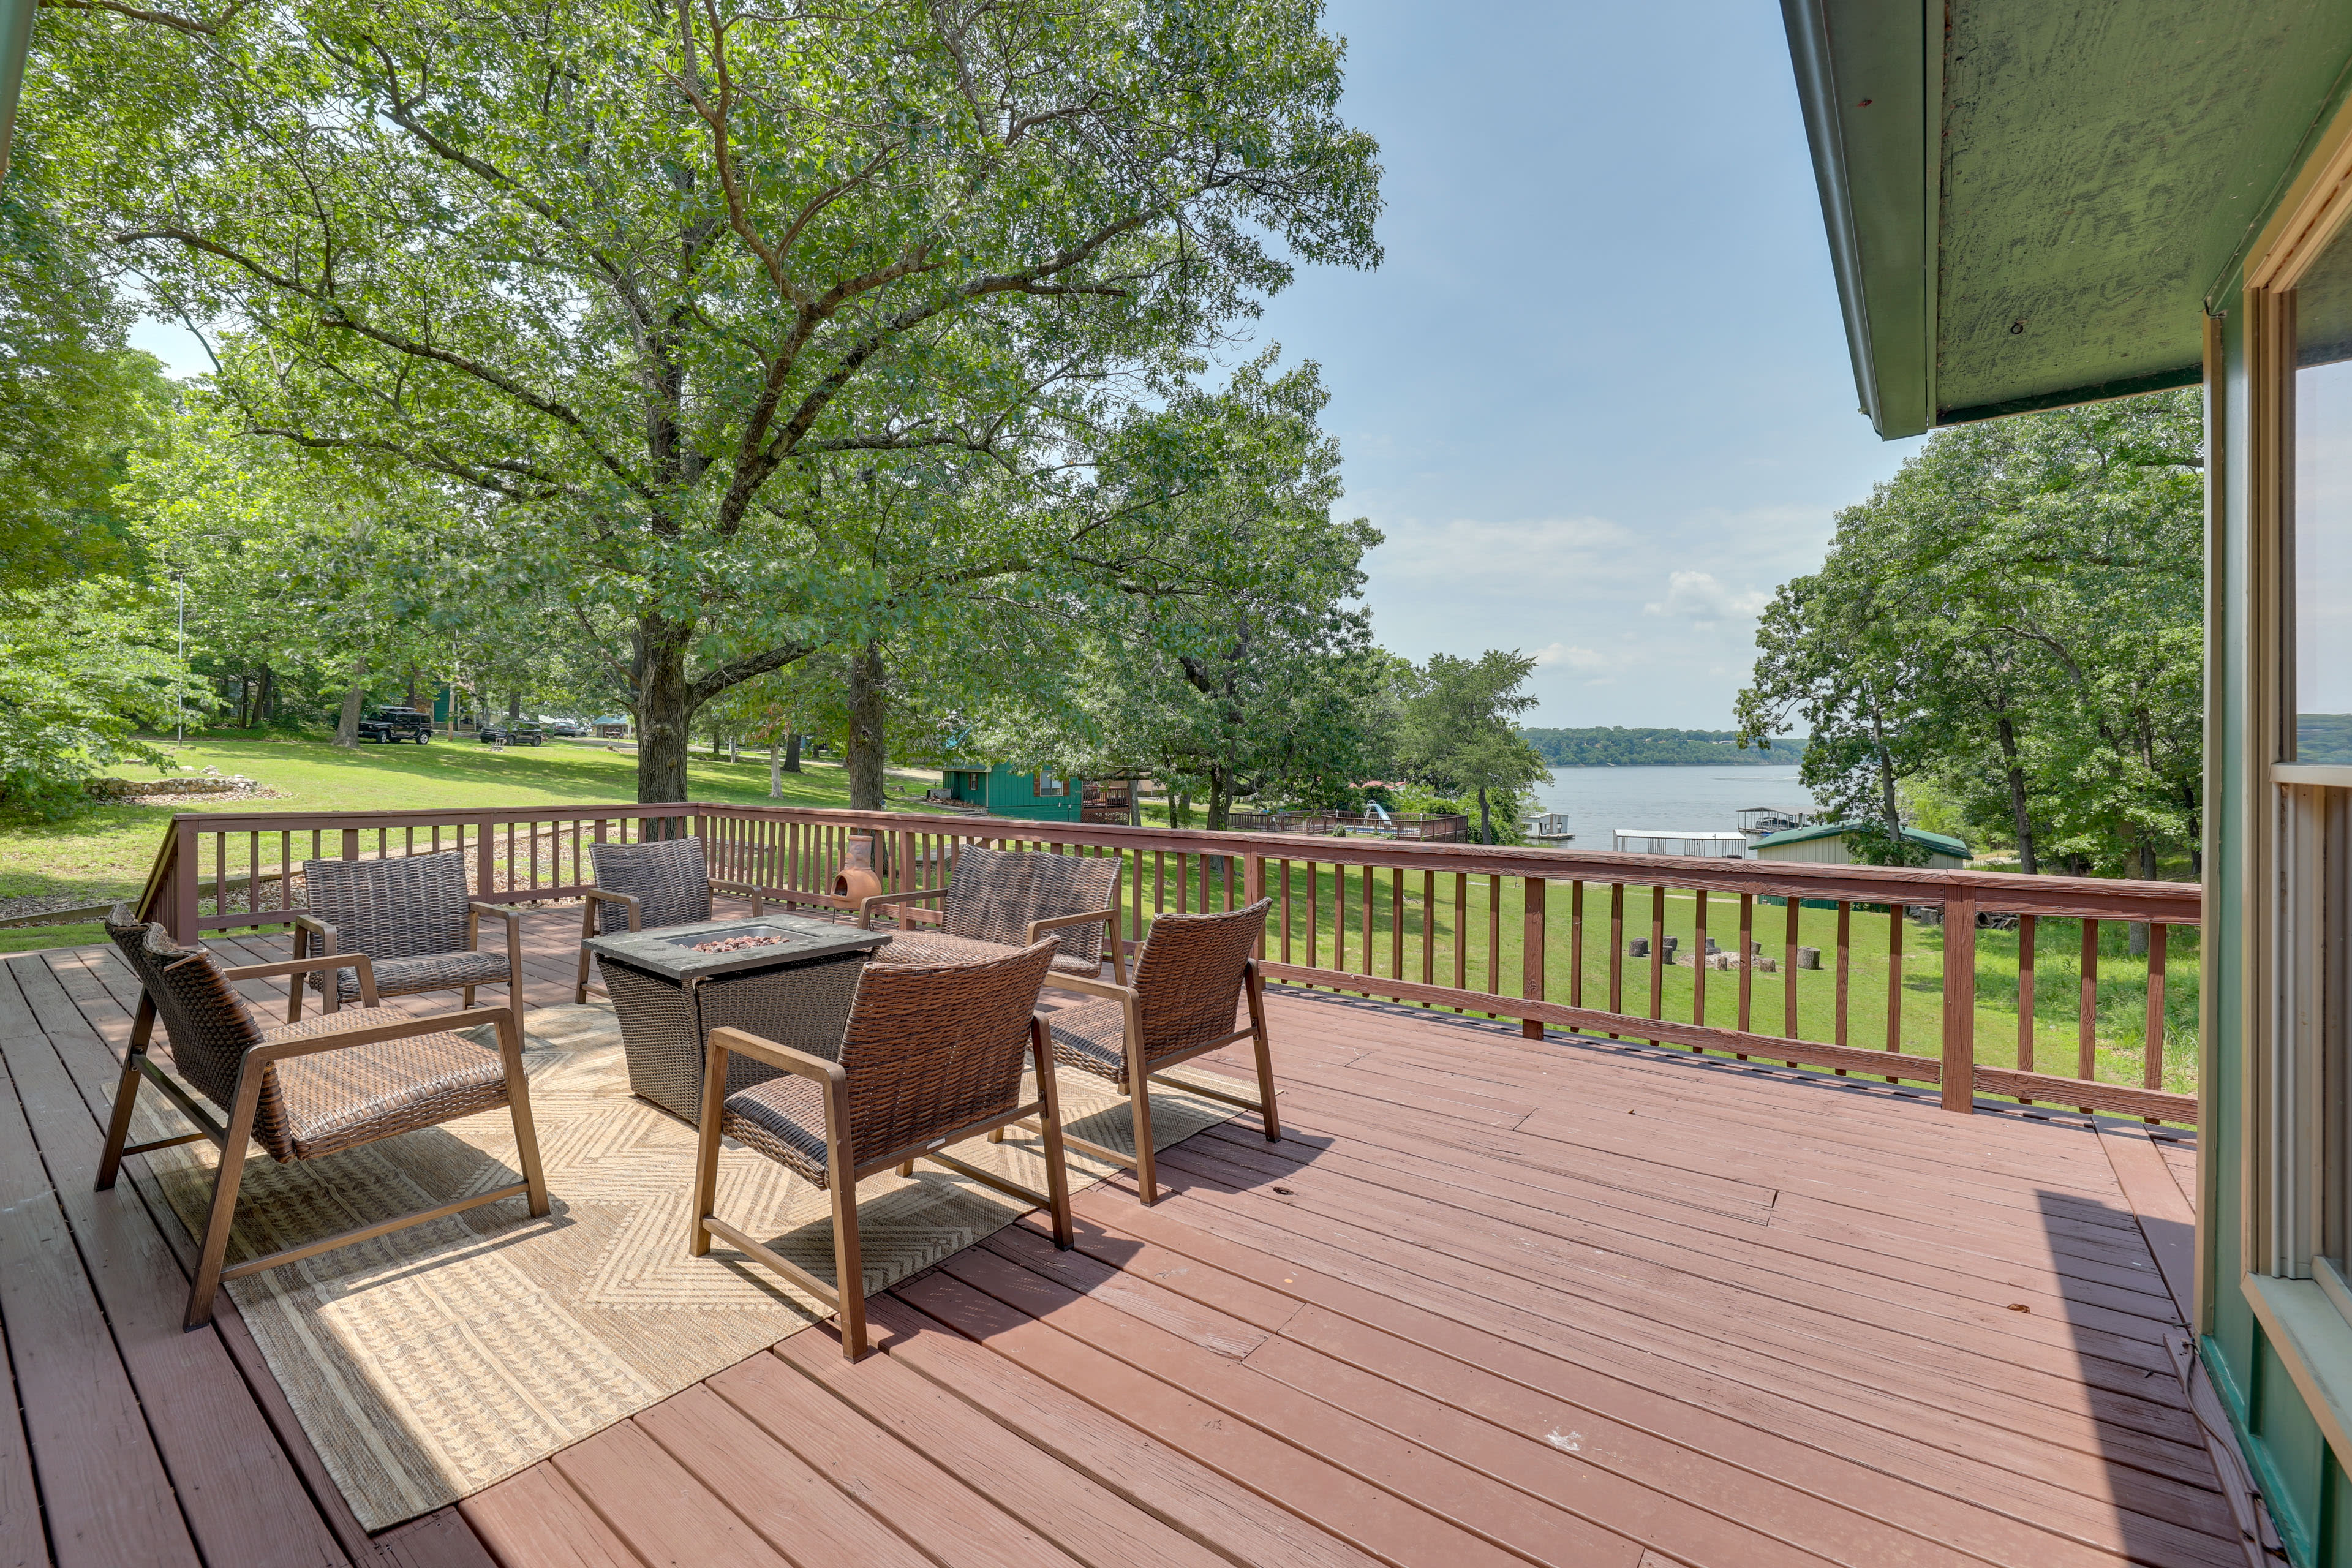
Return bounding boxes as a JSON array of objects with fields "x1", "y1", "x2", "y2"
[{"x1": 1522, "y1": 727, "x2": 1810, "y2": 768}]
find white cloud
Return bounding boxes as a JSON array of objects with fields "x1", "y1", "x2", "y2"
[
  {"x1": 1642, "y1": 570, "x2": 1769, "y2": 623},
  {"x1": 1365, "y1": 515, "x2": 1638, "y2": 595},
  {"x1": 1531, "y1": 642, "x2": 1625, "y2": 674}
]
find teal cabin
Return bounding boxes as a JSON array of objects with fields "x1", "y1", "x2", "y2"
[
  {"x1": 1786, "y1": 4, "x2": 2352, "y2": 1558},
  {"x1": 939, "y1": 763, "x2": 1084, "y2": 823}
]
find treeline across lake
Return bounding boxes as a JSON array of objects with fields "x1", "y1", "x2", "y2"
[{"x1": 1520, "y1": 728, "x2": 1811, "y2": 767}]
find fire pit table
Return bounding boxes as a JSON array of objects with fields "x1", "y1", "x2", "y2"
[{"x1": 584, "y1": 913, "x2": 891, "y2": 1123}]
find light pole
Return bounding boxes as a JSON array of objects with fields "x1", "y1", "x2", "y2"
[{"x1": 172, "y1": 570, "x2": 186, "y2": 747}]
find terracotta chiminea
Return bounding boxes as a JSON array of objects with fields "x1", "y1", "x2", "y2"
[{"x1": 833, "y1": 832, "x2": 886, "y2": 904}]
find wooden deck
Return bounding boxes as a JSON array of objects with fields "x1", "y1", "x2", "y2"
[{"x1": 0, "y1": 907, "x2": 2253, "y2": 1568}]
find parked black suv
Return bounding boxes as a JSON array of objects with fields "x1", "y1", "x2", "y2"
[
  {"x1": 478, "y1": 722, "x2": 545, "y2": 746},
  {"x1": 356, "y1": 706, "x2": 434, "y2": 744},
  {"x1": 541, "y1": 718, "x2": 584, "y2": 737}
]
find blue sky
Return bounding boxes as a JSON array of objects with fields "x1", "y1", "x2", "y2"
[
  {"x1": 130, "y1": 1, "x2": 1923, "y2": 729},
  {"x1": 1227, "y1": 0, "x2": 1924, "y2": 726}
]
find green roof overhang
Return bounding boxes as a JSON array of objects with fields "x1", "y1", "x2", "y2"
[
  {"x1": 0, "y1": 0, "x2": 32, "y2": 179},
  {"x1": 1782, "y1": 0, "x2": 2352, "y2": 438}
]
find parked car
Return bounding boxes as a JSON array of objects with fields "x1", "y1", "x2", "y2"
[
  {"x1": 356, "y1": 706, "x2": 434, "y2": 744},
  {"x1": 479, "y1": 722, "x2": 545, "y2": 746},
  {"x1": 541, "y1": 718, "x2": 584, "y2": 737}
]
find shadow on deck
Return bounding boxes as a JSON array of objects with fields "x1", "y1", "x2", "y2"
[{"x1": 0, "y1": 907, "x2": 2254, "y2": 1568}]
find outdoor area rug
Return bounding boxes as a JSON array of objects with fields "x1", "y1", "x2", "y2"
[{"x1": 121, "y1": 1000, "x2": 1252, "y2": 1530}]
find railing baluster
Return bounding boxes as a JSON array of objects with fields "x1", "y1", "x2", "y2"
[
  {"x1": 1522, "y1": 877, "x2": 1545, "y2": 1040},
  {"x1": 1452, "y1": 872, "x2": 1468, "y2": 1006},
  {"x1": 1422, "y1": 869, "x2": 1436, "y2": 987},
  {"x1": 1307, "y1": 862, "x2": 1319, "y2": 971},
  {"x1": 1280, "y1": 861, "x2": 1294, "y2": 964},
  {"x1": 2144, "y1": 922, "x2": 2168, "y2": 1117},
  {"x1": 1333, "y1": 864, "x2": 1347, "y2": 973},
  {"x1": 1648, "y1": 884, "x2": 1666, "y2": 1046},
  {"x1": 1736, "y1": 892, "x2": 1754, "y2": 1054},
  {"x1": 1486, "y1": 873, "x2": 1501, "y2": 999},
  {"x1": 1833, "y1": 900, "x2": 1851, "y2": 1072},
  {"x1": 1885, "y1": 903, "x2": 1903, "y2": 1080},
  {"x1": 2079, "y1": 918, "x2": 2100, "y2": 1114},
  {"x1": 1782, "y1": 894, "x2": 1801, "y2": 1055},
  {"x1": 1392, "y1": 865, "x2": 1404, "y2": 981},
  {"x1": 2016, "y1": 913, "x2": 2037, "y2": 1104},
  {"x1": 1360, "y1": 864, "x2": 1374, "y2": 981},
  {"x1": 1608, "y1": 883, "x2": 1625, "y2": 1038},
  {"x1": 1692, "y1": 887, "x2": 1708, "y2": 1031},
  {"x1": 1941, "y1": 886, "x2": 1978, "y2": 1113}
]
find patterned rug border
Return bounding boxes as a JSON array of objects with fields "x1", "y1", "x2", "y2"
[{"x1": 127, "y1": 1001, "x2": 1256, "y2": 1529}]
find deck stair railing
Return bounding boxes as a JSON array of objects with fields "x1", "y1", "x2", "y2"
[{"x1": 139, "y1": 802, "x2": 2201, "y2": 1125}]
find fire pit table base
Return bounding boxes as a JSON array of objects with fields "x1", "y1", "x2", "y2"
[{"x1": 586, "y1": 914, "x2": 890, "y2": 1124}]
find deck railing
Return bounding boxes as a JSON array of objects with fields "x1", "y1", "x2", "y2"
[{"x1": 140, "y1": 801, "x2": 2202, "y2": 1124}]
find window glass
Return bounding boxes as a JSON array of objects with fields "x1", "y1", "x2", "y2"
[
  {"x1": 2294, "y1": 225, "x2": 2352, "y2": 760},
  {"x1": 1035, "y1": 770, "x2": 1067, "y2": 797}
]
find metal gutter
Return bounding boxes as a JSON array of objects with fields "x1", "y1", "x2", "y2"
[{"x1": 1779, "y1": 0, "x2": 1934, "y2": 439}]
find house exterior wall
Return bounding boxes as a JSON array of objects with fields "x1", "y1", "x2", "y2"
[
  {"x1": 2205, "y1": 86, "x2": 2352, "y2": 1563},
  {"x1": 975, "y1": 763, "x2": 1084, "y2": 823}
]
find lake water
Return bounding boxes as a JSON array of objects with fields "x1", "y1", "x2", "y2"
[{"x1": 1525, "y1": 766, "x2": 1816, "y2": 851}]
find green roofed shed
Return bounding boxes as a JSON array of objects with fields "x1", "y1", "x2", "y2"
[{"x1": 1751, "y1": 821, "x2": 1970, "y2": 869}]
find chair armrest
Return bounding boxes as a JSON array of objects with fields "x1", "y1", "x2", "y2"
[
  {"x1": 1026, "y1": 906, "x2": 1117, "y2": 942},
  {"x1": 858, "y1": 886, "x2": 949, "y2": 929},
  {"x1": 581, "y1": 887, "x2": 641, "y2": 932},
  {"x1": 706, "y1": 1026, "x2": 845, "y2": 1083},
  {"x1": 1046, "y1": 971, "x2": 1138, "y2": 1005},
  {"x1": 252, "y1": 1003, "x2": 516, "y2": 1062},
  {"x1": 291, "y1": 913, "x2": 337, "y2": 948},
  {"x1": 467, "y1": 899, "x2": 524, "y2": 951},
  {"x1": 219, "y1": 952, "x2": 380, "y2": 1008},
  {"x1": 467, "y1": 900, "x2": 524, "y2": 924}
]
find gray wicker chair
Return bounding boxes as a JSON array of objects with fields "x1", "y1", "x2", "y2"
[
  {"x1": 1027, "y1": 898, "x2": 1279, "y2": 1205},
  {"x1": 575, "y1": 836, "x2": 715, "y2": 1004},
  {"x1": 858, "y1": 843, "x2": 1125, "y2": 985},
  {"x1": 96, "y1": 907, "x2": 550, "y2": 1328},
  {"x1": 689, "y1": 937, "x2": 1073, "y2": 1360},
  {"x1": 288, "y1": 850, "x2": 523, "y2": 1023}
]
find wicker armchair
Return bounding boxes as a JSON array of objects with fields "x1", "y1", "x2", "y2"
[
  {"x1": 97, "y1": 907, "x2": 550, "y2": 1328},
  {"x1": 288, "y1": 850, "x2": 523, "y2": 1024},
  {"x1": 575, "y1": 835, "x2": 714, "y2": 1004},
  {"x1": 689, "y1": 937, "x2": 1073, "y2": 1360},
  {"x1": 1027, "y1": 898, "x2": 1279, "y2": 1205},
  {"x1": 858, "y1": 843, "x2": 1125, "y2": 985}
]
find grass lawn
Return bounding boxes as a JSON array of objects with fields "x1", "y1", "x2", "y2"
[{"x1": 0, "y1": 731, "x2": 943, "y2": 953}]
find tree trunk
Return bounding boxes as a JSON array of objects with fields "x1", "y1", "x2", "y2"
[
  {"x1": 783, "y1": 732, "x2": 802, "y2": 772},
  {"x1": 510, "y1": 691, "x2": 522, "y2": 722},
  {"x1": 769, "y1": 741, "x2": 782, "y2": 799},
  {"x1": 335, "y1": 658, "x2": 366, "y2": 749},
  {"x1": 1994, "y1": 714, "x2": 2037, "y2": 875},
  {"x1": 259, "y1": 664, "x2": 276, "y2": 725},
  {"x1": 633, "y1": 614, "x2": 695, "y2": 810},
  {"x1": 404, "y1": 667, "x2": 418, "y2": 709},
  {"x1": 1477, "y1": 785, "x2": 1493, "y2": 845},
  {"x1": 1129, "y1": 771, "x2": 1142, "y2": 827},
  {"x1": 846, "y1": 643, "x2": 887, "y2": 810}
]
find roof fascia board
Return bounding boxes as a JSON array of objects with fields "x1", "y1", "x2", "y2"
[
  {"x1": 1938, "y1": 364, "x2": 2206, "y2": 427},
  {"x1": 1781, "y1": 0, "x2": 1934, "y2": 439}
]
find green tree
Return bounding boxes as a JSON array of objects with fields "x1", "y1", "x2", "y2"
[
  {"x1": 0, "y1": 579, "x2": 206, "y2": 816},
  {"x1": 1395, "y1": 650, "x2": 1549, "y2": 845},
  {"x1": 53, "y1": 0, "x2": 1381, "y2": 802}
]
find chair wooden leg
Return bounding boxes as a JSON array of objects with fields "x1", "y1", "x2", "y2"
[
  {"x1": 688, "y1": 1039, "x2": 729, "y2": 1257},
  {"x1": 823, "y1": 1077, "x2": 865, "y2": 1359},
  {"x1": 186, "y1": 1071, "x2": 265, "y2": 1329},
  {"x1": 1123, "y1": 1003, "x2": 1158, "y2": 1205},
  {"x1": 1245, "y1": 965, "x2": 1281, "y2": 1142},
  {"x1": 286, "y1": 928, "x2": 308, "y2": 1022},
  {"x1": 1031, "y1": 1020, "x2": 1074, "y2": 1247},
  {"x1": 986, "y1": 1127, "x2": 1005, "y2": 1144},
  {"x1": 462, "y1": 984, "x2": 477, "y2": 1009},
  {"x1": 895, "y1": 1160, "x2": 915, "y2": 1177},
  {"x1": 576, "y1": 905, "x2": 597, "y2": 1005},
  {"x1": 96, "y1": 1037, "x2": 149, "y2": 1193},
  {"x1": 494, "y1": 1013, "x2": 551, "y2": 1217}
]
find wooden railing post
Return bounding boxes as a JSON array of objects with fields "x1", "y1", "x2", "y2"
[
  {"x1": 1940, "y1": 887, "x2": 1977, "y2": 1113},
  {"x1": 475, "y1": 819, "x2": 495, "y2": 899},
  {"x1": 1522, "y1": 876, "x2": 1545, "y2": 1039},
  {"x1": 1245, "y1": 854, "x2": 1267, "y2": 957},
  {"x1": 173, "y1": 818, "x2": 199, "y2": 941}
]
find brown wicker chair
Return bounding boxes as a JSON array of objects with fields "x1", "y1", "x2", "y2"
[
  {"x1": 288, "y1": 850, "x2": 523, "y2": 1023},
  {"x1": 858, "y1": 843, "x2": 1125, "y2": 985},
  {"x1": 1027, "y1": 898, "x2": 1278, "y2": 1205},
  {"x1": 96, "y1": 907, "x2": 550, "y2": 1328},
  {"x1": 575, "y1": 835, "x2": 714, "y2": 1004},
  {"x1": 688, "y1": 937, "x2": 1073, "y2": 1360}
]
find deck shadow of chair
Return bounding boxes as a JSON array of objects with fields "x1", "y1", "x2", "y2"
[
  {"x1": 1006, "y1": 898, "x2": 1280, "y2": 1206},
  {"x1": 859, "y1": 842, "x2": 1127, "y2": 987},
  {"x1": 688, "y1": 937, "x2": 1074, "y2": 1360},
  {"x1": 96, "y1": 905, "x2": 551, "y2": 1329},
  {"x1": 288, "y1": 849, "x2": 524, "y2": 1023},
  {"x1": 575, "y1": 835, "x2": 715, "y2": 1005}
]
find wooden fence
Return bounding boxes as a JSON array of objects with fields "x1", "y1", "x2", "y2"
[{"x1": 140, "y1": 802, "x2": 2202, "y2": 1124}]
